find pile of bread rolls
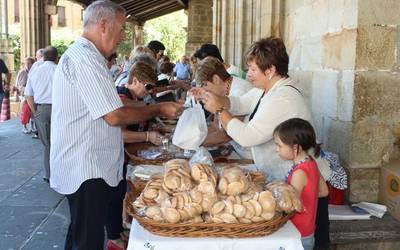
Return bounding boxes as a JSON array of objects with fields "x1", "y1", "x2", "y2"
[{"x1": 133, "y1": 159, "x2": 302, "y2": 224}]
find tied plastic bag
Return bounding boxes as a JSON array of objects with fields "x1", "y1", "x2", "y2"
[
  {"x1": 172, "y1": 96, "x2": 208, "y2": 150},
  {"x1": 189, "y1": 147, "x2": 214, "y2": 166}
]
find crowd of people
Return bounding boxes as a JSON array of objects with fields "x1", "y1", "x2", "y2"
[{"x1": 1, "y1": 0, "x2": 344, "y2": 250}]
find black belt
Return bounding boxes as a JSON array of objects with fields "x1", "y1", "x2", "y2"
[{"x1": 36, "y1": 103, "x2": 52, "y2": 106}]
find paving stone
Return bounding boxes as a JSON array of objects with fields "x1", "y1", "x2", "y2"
[
  {"x1": 1, "y1": 172, "x2": 64, "y2": 207},
  {"x1": 0, "y1": 205, "x2": 52, "y2": 250},
  {"x1": 0, "y1": 191, "x2": 12, "y2": 203},
  {"x1": 0, "y1": 159, "x2": 42, "y2": 193},
  {"x1": 21, "y1": 198, "x2": 69, "y2": 250}
]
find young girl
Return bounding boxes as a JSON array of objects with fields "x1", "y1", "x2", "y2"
[{"x1": 273, "y1": 118, "x2": 320, "y2": 250}]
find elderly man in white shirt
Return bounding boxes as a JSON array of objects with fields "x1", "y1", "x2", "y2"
[
  {"x1": 194, "y1": 37, "x2": 314, "y2": 181},
  {"x1": 29, "y1": 48, "x2": 45, "y2": 73},
  {"x1": 50, "y1": 1, "x2": 183, "y2": 249},
  {"x1": 24, "y1": 46, "x2": 58, "y2": 183}
]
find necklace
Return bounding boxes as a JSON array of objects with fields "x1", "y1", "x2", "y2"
[{"x1": 285, "y1": 156, "x2": 310, "y2": 181}]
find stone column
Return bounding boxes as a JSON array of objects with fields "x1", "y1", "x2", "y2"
[
  {"x1": 0, "y1": 0, "x2": 8, "y2": 37},
  {"x1": 131, "y1": 21, "x2": 145, "y2": 48},
  {"x1": 186, "y1": 0, "x2": 213, "y2": 56},
  {"x1": 0, "y1": 0, "x2": 14, "y2": 71},
  {"x1": 20, "y1": 0, "x2": 52, "y2": 59}
]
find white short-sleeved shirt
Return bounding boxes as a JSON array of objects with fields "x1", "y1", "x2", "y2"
[
  {"x1": 226, "y1": 64, "x2": 247, "y2": 79},
  {"x1": 24, "y1": 61, "x2": 56, "y2": 104},
  {"x1": 50, "y1": 36, "x2": 124, "y2": 195},
  {"x1": 229, "y1": 76, "x2": 253, "y2": 97},
  {"x1": 29, "y1": 60, "x2": 44, "y2": 74}
]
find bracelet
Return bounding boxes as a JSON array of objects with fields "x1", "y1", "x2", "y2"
[{"x1": 146, "y1": 132, "x2": 149, "y2": 142}]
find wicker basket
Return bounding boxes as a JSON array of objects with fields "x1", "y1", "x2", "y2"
[
  {"x1": 124, "y1": 191, "x2": 292, "y2": 238},
  {"x1": 124, "y1": 142, "x2": 255, "y2": 165}
]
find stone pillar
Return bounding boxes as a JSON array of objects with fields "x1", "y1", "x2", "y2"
[
  {"x1": 0, "y1": 0, "x2": 14, "y2": 71},
  {"x1": 212, "y1": 0, "x2": 283, "y2": 68},
  {"x1": 0, "y1": 0, "x2": 8, "y2": 37},
  {"x1": 20, "y1": 0, "x2": 52, "y2": 59},
  {"x1": 131, "y1": 21, "x2": 145, "y2": 48},
  {"x1": 186, "y1": 0, "x2": 213, "y2": 56}
]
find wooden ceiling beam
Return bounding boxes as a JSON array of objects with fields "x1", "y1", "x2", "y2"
[
  {"x1": 139, "y1": 5, "x2": 182, "y2": 21},
  {"x1": 132, "y1": 1, "x2": 178, "y2": 16},
  {"x1": 122, "y1": 0, "x2": 158, "y2": 12}
]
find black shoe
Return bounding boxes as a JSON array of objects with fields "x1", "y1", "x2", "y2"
[
  {"x1": 43, "y1": 178, "x2": 49, "y2": 183},
  {"x1": 32, "y1": 134, "x2": 39, "y2": 139}
]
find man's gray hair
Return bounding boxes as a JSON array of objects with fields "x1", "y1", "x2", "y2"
[
  {"x1": 129, "y1": 53, "x2": 158, "y2": 72},
  {"x1": 36, "y1": 49, "x2": 44, "y2": 57},
  {"x1": 83, "y1": 0, "x2": 126, "y2": 28}
]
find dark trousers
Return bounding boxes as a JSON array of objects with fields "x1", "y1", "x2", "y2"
[
  {"x1": 314, "y1": 196, "x2": 330, "y2": 249},
  {"x1": 65, "y1": 178, "x2": 117, "y2": 250},
  {"x1": 105, "y1": 164, "x2": 128, "y2": 240}
]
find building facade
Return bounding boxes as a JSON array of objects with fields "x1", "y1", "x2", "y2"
[{"x1": 3, "y1": 0, "x2": 84, "y2": 71}]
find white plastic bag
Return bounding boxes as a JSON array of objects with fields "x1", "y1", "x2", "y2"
[
  {"x1": 189, "y1": 147, "x2": 214, "y2": 166},
  {"x1": 172, "y1": 96, "x2": 208, "y2": 150}
]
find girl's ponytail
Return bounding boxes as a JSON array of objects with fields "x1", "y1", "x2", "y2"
[{"x1": 313, "y1": 143, "x2": 321, "y2": 158}]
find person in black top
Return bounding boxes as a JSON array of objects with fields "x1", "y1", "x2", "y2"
[
  {"x1": 147, "y1": 40, "x2": 165, "y2": 61},
  {"x1": 0, "y1": 58, "x2": 12, "y2": 111}
]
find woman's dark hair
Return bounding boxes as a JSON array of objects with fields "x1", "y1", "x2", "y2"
[
  {"x1": 273, "y1": 118, "x2": 320, "y2": 157},
  {"x1": 147, "y1": 40, "x2": 165, "y2": 54},
  {"x1": 193, "y1": 44, "x2": 224, "y2": 62},
  {"x1": 245, "y1": 37, "x2": 289, "y2": 77}
]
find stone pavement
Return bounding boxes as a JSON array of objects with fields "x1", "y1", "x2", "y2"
[{"x1": 0, "y1": 118, "x2": 68, "y2": 250}]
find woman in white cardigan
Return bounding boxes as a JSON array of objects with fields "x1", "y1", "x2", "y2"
[{"x1": 193, "y1": 37, "x2": 313, "y2": 180}]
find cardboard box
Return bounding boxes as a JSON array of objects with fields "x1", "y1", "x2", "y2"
[{"x1": 379, "y1": 160, "x2": 400, "y2": 221}]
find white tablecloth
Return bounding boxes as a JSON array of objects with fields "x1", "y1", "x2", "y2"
[{"x1": 127, "y1": 219, "x2": 304, "y2": 250}]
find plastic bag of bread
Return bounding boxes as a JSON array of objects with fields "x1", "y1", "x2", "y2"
[
  {"x1": 163, "y1": 159, "x2": 193, "y2": 193},
  {"x1": 134, "y1": 175, "x2": 169, "y2": 207},
  {"x1": 210, "y1": 191, "x2": 276, "y2": 223},
  {"x1": 160, "y1": 193, "x2": 203, "y2": 222},
  {"x1": 218, "y1": 166, "x2": 249, "y2": 196},
  {"x1": 191, "y1": 163, "x2": 218, "y2": 185},
  {"x1": 266, "y1": 180, "x2": 303, "y2": 213}
]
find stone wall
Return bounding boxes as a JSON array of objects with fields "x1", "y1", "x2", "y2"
[
  {"x1": 212, "y1": 0, "x2": 400, "y2": 202},
  {"x1": 350, "y1": 0, "x2": 400, "y2": 201},
  {"x1": 186, "y1": 0, "x2": 213, "y2": 56},
  {"x1": 283, "y1": 0, "x2": 358, "y2": 194},
  {"x1": 285, "y1": 0, "x2": 357, "y2": 153}
]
